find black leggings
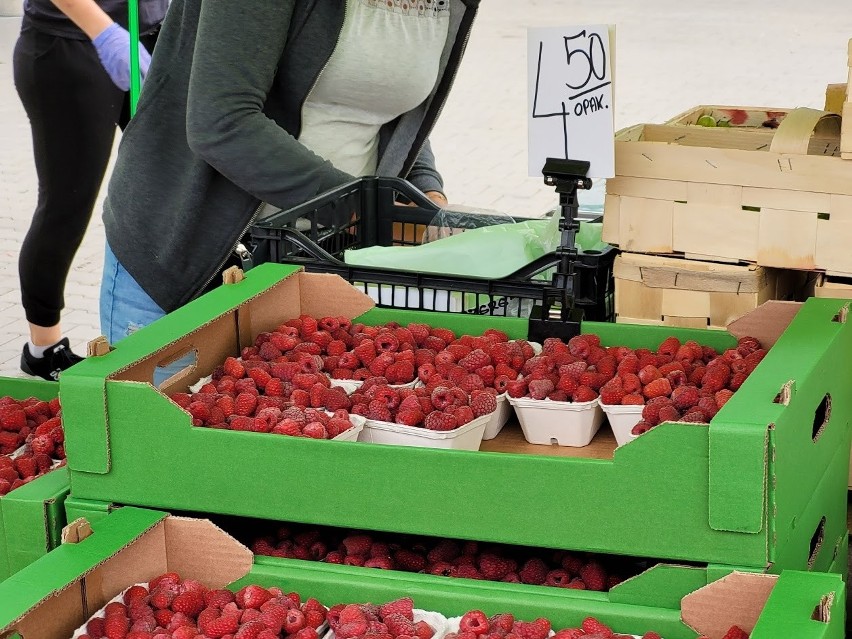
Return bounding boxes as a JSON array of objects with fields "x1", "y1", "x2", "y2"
[{"x1": 13, "y1": 24, "x2": 158, "y2": 327}]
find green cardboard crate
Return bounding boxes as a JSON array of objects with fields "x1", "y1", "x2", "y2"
[
  {"x1": 61, "y1": 430, "x2": 848, "y2": 612},
  {"x1": 0, "y1": 507, "x2": 844, "y2": 639},
  {"x1": 59, "y1": 264, "x2": 852, "y2": 569},
  {"x1": 0, "y1": 378, "x2": 68, "y2": 581}
]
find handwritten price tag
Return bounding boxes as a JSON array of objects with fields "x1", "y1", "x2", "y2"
[{"x1": 527, "y1": 25, "x2": 615, "y2": 179}]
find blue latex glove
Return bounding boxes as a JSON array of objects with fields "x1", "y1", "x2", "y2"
[{"x1": 92, "y1": 22, "x2": 151, "y2": 92}]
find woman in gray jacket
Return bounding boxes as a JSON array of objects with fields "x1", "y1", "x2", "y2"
[{"x1": 100, "y1": 0, "x2": 479, "y2": 362}]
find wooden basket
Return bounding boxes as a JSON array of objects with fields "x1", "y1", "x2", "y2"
[
  {"x1": 614, "y1": 252, "x2": 813, "y2": 329},
  {"x1": 603, "y1": 40, "x2": 852, "y2": 274}
]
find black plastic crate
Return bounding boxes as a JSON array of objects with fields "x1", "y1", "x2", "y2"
[{"x1": 250, "y1": 177, "x2": 615, "y2": 321}]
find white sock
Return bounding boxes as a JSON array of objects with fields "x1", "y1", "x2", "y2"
[{"x1": 27, "y1": 341, "x2": 54, "y2": 359}]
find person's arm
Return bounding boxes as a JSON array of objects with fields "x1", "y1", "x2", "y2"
[
  {"x1": 49, "y1": 0, "x2": 112, "y2": 38},
  {"x1": 185, "y1": 0, "x2": 354, "y2": 211},
  {"x1": 51, "y1": 0, "x2": 152, "y2": 92},
  {"x1": 406, "y1": 140, "x2": 447, "y2": 205}
]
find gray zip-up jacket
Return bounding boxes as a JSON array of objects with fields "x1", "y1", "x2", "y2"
[{"x1": 103, "y1": 0, "x2": 479, "y2": 313}]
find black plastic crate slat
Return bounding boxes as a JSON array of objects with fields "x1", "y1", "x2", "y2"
[{"x1": 250, "y1": 177, "x2": 615, "y2": 322}]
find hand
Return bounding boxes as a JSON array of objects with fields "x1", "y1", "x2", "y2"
[
  {"x1": 425, "y1": 191, "x2": 448, "y2": 208},
  {"x1": 92, "y1": 22, "x2": 152, "y2": 91}
]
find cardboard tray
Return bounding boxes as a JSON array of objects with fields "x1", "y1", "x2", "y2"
[
  {"x1": 0, "y1": 507, "x2": 844, "y2": 639},
  {"x1": 0, "y1": 377, "x2": 68, "y2": 582},
  {"x1": 59, "y1": 264, "x2": 852, "y2": 569}
]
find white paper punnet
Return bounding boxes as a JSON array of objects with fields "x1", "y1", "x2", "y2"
[
  {"x1": 508, "y1": 396, "x2": 604, "y2": 447},
  {"x1": 358, "y1": 413, "x2": 490, "y2": 450},
  {"x1": 600, "y1": 402, "x2": 644, "y2": 447},
  {"x1": 481, "y1": 393, "x2": 513, "y2": 440},
  {"x1": 70, "y1": 583, "x2": 147, "y2": 638}
]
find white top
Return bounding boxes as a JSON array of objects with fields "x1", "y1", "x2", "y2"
[
  {"x1": 258, "y1": 0, "x2": 450, "y2": 222},
  {"x1": 298, "y1": 0, "x2": 451, "y2": 178}
]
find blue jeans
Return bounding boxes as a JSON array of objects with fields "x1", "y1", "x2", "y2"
[{"x1": 100, "y1": 243, "x2": 195, "y2": 387}]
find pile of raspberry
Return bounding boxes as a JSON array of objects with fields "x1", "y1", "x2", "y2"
[
  {"x1": 448, "y1": 611, "x2": 660, "y2": 639},
  {"x1": 502, "y1": 333, "x2": 764, "y2": 427},
  {"x1": 76, "y1": 572, "x2": 327, "y2": 639},
  {"x1": 449, "y1": 612, "x2": 748, "y2": 639},
  {"x1": 171, "y1": 319, "x2": 525, "y2": 433},
  {"x1": 0, "y1": 395, "x2": 66, "y2": 496},
  {"x1": 252, "y1": 526, "x2": 629, "y2": 592},
  {"x1": 327, "y1": 597, "x2": 435, "y2": 639},
  {"x1": 245, "y1": 315, "x2": 451, "y2": 385},
  {"x1": 349, "y1": 379, "x2": 497, "y2": 430}
]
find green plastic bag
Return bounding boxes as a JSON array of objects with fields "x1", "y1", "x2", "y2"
[{"x1": 344, "y1": 212, "x2": 605, "y2": 279}]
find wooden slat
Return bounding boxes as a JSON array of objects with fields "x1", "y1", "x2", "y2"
[
  {"x1": 741, "y1": 187, "x2": 831, "y2": 213},
  {"x1": 615, "y1": 140, "x2": 852, "y2": 196},
  {"x1": 829, "y1": 194, "x2": 852, "y2": 221},
  {"x1": 602, "y1": 194, "x2": 621, "y2": 245},
  {"x1": 757, "y1": 208, "x2": 817, "y2": 270},
  {"x1": 686, "y1": 182, "x2": 743, "y2": 206},
  {"x1": 614, "y1": 277, "x2": 663, "y2": 320},
  {"x1": 618, "y1": 196, "x2": 674, "y2": 253},
  {"x1": 672, "y1": 202, "x2": 760, "y2": 262},
  {"x1": 605, "y1": 176, "x2": 688, "y2": 201},
  {"x1": 816, "y1": 219, "x2": 852, "y2": 274}
]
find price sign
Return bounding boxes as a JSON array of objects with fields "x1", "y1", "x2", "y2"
[{"x1": 527, "y1": 25, "x2": 615, "y2": 178}]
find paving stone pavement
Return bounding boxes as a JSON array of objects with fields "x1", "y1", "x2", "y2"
[{"x1": 0, "y1": 0, "x2": 849, "y2": 379}]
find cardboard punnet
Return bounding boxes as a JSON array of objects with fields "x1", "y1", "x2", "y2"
[
  {"x1": 0, "y1": 378, "x2": 68, "y2": 581},
  {"x1": 0, "y1": 507, "x2": 252, "y2": 639},
  {"x1": 0, "y1": 508, "x2": 844, "y2": 639},
  {"x1": 59, "y1": 264, "x2": 852, "y2": 568}
]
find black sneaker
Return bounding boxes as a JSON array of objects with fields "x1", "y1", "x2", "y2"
[{"x1": 20, "y1": 338, "x2": 84, "y2": 381}]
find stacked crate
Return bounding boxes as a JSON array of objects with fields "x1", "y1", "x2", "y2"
[
  {"x1": 0, "y1": 261, "x2": 834, "y2": 638},
  {"x1": 602, "y1": 40, "x2": 852, "y2": 331},
  {"x1": 0, "y1": 378, "x2": 69, "y2": 581}
]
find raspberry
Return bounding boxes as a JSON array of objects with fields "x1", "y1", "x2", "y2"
[
  {"x1": 681, "y1": 411, "x2": 707, "y2": 423},
  {"x1": 342, "y1": 534, "x2": 373, "y2": 557},
  {"x1": 599, "y1": 378, "x2": 625, "y2": 406},
  {"x1": 580, "y1": 561, "x2": 607, "y2": 591},
  {"x1": 518, "y1": 558, "x2": 548, "y2": 585},
  {"x1": 527, "y1": 379, "x2": 554, "y2": 400},
  {"x1": 453, "y1": 405, "x2": 475, "y2": 425},
  {"x1": 641, "y1": 397, "x2": 670, "y2": 426},
  {"x1": 567, "y1": 336, "x2": 590, "y2": 358},
  {"x1": 392, "y1": 549, "x2": 426, "y2": 572},
  {"x1": 657, "y1": 405, "x2": 681, "y2": 424},
  {"x1": 475, "y1": 553, "x2": 513, "y2": 580},
  {"x1": 395, "y1": 406, "x2": 424, "y2": 427},
  {"x1": 386, "y1": 361, "x2": 416, "y2": 384},
  {"x1": 512, "y1": 618, "x2": 551, "y2": 639},
  {"x1": 572, "y1": 386, "x2": 598, "y2": 402},
  {"x1": 459, "y1": 349, "x2": 491, "y2": 372},
  {"x1": 104, "y1": 614, "x2": 129, "y2": 639},
  {"x1": 470, "y1": 391, "x2": 497, "y2": 417},
  {"x1": 552, "y1": 630, "x2": 584, "y2": 639},
  {"x1": 637, "y1": 365, "x2": 662, "y2": 385},
  {"x1": 430, "y1": 386, "x2": 455, "y2": 410},
  {"x1": 424, "y1": 411, "x2": 458, "y2": 431},
  {"x1": 171, "y1": 591, "x2": 204, "y2": 616},
  {"x1": 642, "y1": 378, "x2": 672, "y2": 399},
  {"x1": 322, "y1": 387, "x2": 351, "y2": 411},
  {"x1": 378, "y1": 598, "x2": 414, "y2": 622},
  {"x1": 581, "y1": 617, "x2": 613, "y2": 637},
  {"x1": 459, "y1": 611, "x2": 489, "y2": 635},
  {"x1": 721, "y1": 626, "x2": 749, "y2": 639},
  {"x1": 621, "y1": 394, "x2": 644, "y2": 405},
  {"x1": 375, "y1": 332, "x2": 400, "y2": 353},
  {"x1": 595, "y1": 355, "x2": 617, "y2": 377},
  {"x1": 430, "y1": 327, "x2": 456, "y2": 344},
  {"x1": 715, "y1": 389, "x2": 734, "y2": 408},
  {"x1": 701, "y1": 362, "x2": 731, "y2": 393},
  {"x1": 578, "y1": 371, "x2": 609, "y2": 391},
  {"x1": 544, "y1": 568, "x2": 571, "y2": 587},
  {"x1": 729, "y1": 371, "x2": 748, "y2": 391},
  {"x1": 234, "y1": 392, "x2": 258, "y2": 417},
  {"x1": 671, "y1": 385, "x2": 699, "y2": 410}
]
